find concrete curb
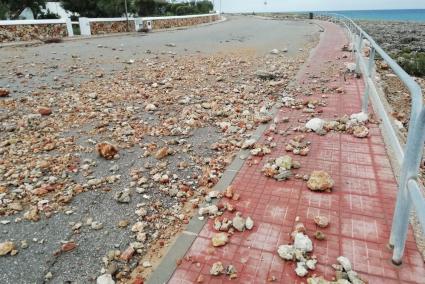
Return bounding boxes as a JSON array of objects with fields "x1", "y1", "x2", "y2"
[
  {"x1": 0, "y1": 16, "x2": 227, "y2": 49},
  {"x1": 146, "y1": 120, "x2": 270, "y2": 284}
]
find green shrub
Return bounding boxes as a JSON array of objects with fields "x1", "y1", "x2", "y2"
[{"x1": 397, "y1": 52, "x2": 425, "y2": 77}]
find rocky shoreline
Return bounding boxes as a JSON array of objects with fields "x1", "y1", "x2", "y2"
[{"x1": 357, "y1": 20, "x2": 425, "y2": 54}]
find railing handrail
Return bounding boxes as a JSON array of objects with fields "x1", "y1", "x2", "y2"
[
  {"x1": 316, "y1": 12, "x2": 425, "y2": 266},
  {"x1": 324, "y1": 12, "x2": 423, "y2": 124},
  {"x1": 0, "y1": 19, "x2": 67, "y2": 25}
]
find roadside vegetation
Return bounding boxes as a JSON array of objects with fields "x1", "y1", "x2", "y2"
[
  {"x1": 0, "y1": 0, "x2": 51, "y2": 19},
  {"x1": 394, "y1": 50, "x2": 425, "y2": 77},
  {"x1": 0, "y1": 0, "x2": 214, "y2": 20}
]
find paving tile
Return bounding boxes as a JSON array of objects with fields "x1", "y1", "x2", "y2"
[{"x1": 165, "y1": 20, "x2": 424, "y2": 284}]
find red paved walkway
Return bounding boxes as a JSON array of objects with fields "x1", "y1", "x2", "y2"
[{"x1": 168, "y1": 21, "x2": 425, "y2": 283}]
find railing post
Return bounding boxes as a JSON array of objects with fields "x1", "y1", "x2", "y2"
[
  {"x1": 390, "y1": 109, "x2": 425, "y2": 264},
  {"x1": 361, "y1": 47, "x2": 375, "y2": 113},
  {"x1": 355, "y1": 33, "x2": 363, "y2": 74},
  {"x1": 367, "y1": 47, "x2": 376, "y2": 76},
  {"x1": 79, "y1": 17, "x2": 91, "y2": 36},
  {"x1": 65, "y1": 17, "x2": 74, "y2": 37}
]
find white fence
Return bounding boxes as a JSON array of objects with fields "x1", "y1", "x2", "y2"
[
  {"x1": 0, "y1": 12, "x2": 220, "y2": 42},
  {"x1": 79, "y1": 12, "x2": 219, "y2": 36},
  {"x1": 78, "y1": 17, "x2": 135, "y2": 36}
]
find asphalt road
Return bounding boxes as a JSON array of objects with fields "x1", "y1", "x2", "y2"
[{"x1": 0, "y1": 15, "x2": 319, "y2": 284}]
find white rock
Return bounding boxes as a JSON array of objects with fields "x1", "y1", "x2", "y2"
[
  {"x1": 232, "y1": 213, "x2": 245, "y2": 232},
  {"x1": 295, "y1": 262, "x2": 308, "y2": 277},
  {"x1": 96, "y1": 274, "x2": 115, "y2": 284},
  {"x1": 394, "y1": 119, "x2": 404, "y2": 129},
  {"x1": 270, "y1": 49, "x2": 279, "y2": 54},
  {"x1": 142, "y1": 261, "x2": 152, "y2": 268},
  {"x1": 306, "y1": 118, "x2": 325, "y2": 132},
  {"x1": 145, "y1": 104, "x2": 157, "y2": 111},
  {"x1": 208, "y1": 191, "x2": 219, "y2": 199},
  {"x1": 337, "y1": 256, "x2": 352, "y2": 271},
  {"x1": 345, "y1": 62, "x2": 357, "y2": 73},
  {"x1": 293, "y1": 233, "x2": 313, "y2": 252},
  {"x1": 347, "y1": 270, "x2": 365, "y2": 284},
  {"x1": 241, "y1": 139, "x2": 256, "y2": 149},
  {"x1": 306, "y1": 259, "x2": 317, "y2": 270},
  {"x1": 350, "y1": 112, "x2": 368, "y2": 123},
  {"x1": 245, "y1": 216, "x2": 254, "y2": 230},
  {"x1": 198, "y1": 205, "x2": 218, "y2": 216},
  {"x1": 277, "y1": 245, "x2": 295, "y2": 260}
]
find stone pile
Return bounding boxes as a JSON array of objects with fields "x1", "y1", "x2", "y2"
[{"x1": 0, "y1": 24, "x2": 67, "y2": 43}]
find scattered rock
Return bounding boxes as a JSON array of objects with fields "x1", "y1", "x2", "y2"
[
  {"x1": 0, "y1": 241, "x2": 15, "y2": 256},
  {"x1": 306, "y1": 118, "x2": 325, "y2": 132},
  {"x1": 210, "y1": 261, "x2": 224, "y2": 276},
  {"x1": 336, "y1": 256, "x2": 352, "y2": 272},
  {"x1": 0, "y1": 88, "x2": 10, "y2": 97},
  {"x1": 91, "y1": 221, "x2": 104, "y2": 230},
  {"x1": 306, "y1": 259, "x2": 317, "y2": 270},
  {"x1": 38, "y1": 107, "x2": 52, "y2": 116},
  {"x1": 145, "y1": 103, "x2": 157, "y2": 111},
  {"x1": 314, "y1": 231, "x2": 326, "y2": 240},
  {"x1": 198, "y1": 205, "x2": 218, "y2": 216},
  {"x1": 277, "y1": 245, "x2": 295, "y2": 260},
  {"x1": 114, "y1": 190, "x2": 131, "y2": 203},
  {"x1": 350, "y1": 112, "x2": 368, "y2": 123},
  {"x1": 155, "y1": 147, "x2": 171, "y2": 159},
  {"x1": 352, "y1": 125, "x2": 369, "y2": 138},
  {"x1": 294, "y1": 233, "x2": 313, "y2": 252},
  {"x1": 61, "y1": 241, "x2": 77, "y2": 252},
  {"x1": 232, "y1": 212, "x2": 245, "y2": 232},
  {"x1": 212, "y1": 233, "x2": 229, "y2": 247},
  {"x1": 226, "y1": 264, "x2": 238, "y2": 279},
  {"x1": 96, "y1": 142, "x2": 118, "y2": 160},
  {"x1": 245, "y1": 216, "x2": 254, "y2": 230},
  {"x1": 242, "y1": 138, "x2": 256, "y2": 149},
  {"x1": 119, "y1": 246, "x2": 135, "y2": 262},
  {"x1": 142, "y1": 261, "x2": 152, "y2": 268},
  {"x1": 314, "y1": 216, "x2": 329, "y2": 228},
  {"x1": 96, "y1": 273, "x2": 115, "y2": 284},
  {"x1": 262, "y1": 155, "x2": 299, "y2": 181},
  {"x1": 295, "y1": 262, "x2": 309, "y2": 277},
  {"x1": 307, "y1": 171, "x2": 334, "y2": 192}
]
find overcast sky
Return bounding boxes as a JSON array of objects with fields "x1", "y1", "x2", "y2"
[{"x1": 212, "y1": 0, "x2": 425, "y2": 13}]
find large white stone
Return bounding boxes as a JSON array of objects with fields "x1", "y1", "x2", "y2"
[
  {"x1": 306, "y1": 118, "x2": 325, "y2": 132},
  {"x1": 293, "y1": 233, "x2": 313, "y2": 252},
  {"x1": 337, "y1": 256, "x2": 352, "y2": 271},
  {"x1": 97, "y1": 274, "x2": 115, "y2": 284},
  {"x1": 277, "y1": 244, "x2": 295, "y2": 260},
  {"x1": 295, "y1": 262, "x2": 308, "y2": 277},
  {"x1": 350, "y1": 112, "x2": 368, "y2": 123}
]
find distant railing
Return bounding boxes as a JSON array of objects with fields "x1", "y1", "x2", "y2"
[{"x1": 316, "y1": 12, "x2": 425, "y2": 265}]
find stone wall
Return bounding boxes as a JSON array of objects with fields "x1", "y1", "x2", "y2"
[
  {"x1": 147, "y1": 14, "x2": 219, "y2": 30},
  {"x1": 90, "y1": 21, "x2": 136, "y2": 35},
  {"x1": 0, "y1": 24, "x2": 67, "y2": 43}
]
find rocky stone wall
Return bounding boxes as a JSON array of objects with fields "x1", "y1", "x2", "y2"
[
  {"x1": 0, "y1": 24, "x2": 67, "y2": 43},
  {"x1": 147, "y1": 14, "x2": 219, "y2": 30},
  {"x1": 90, "y1": 21, "x2": 136, "y2": 35}
]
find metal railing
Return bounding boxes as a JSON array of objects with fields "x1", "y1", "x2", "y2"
[{"x1": 316, "y1": 12, "x2": 425, "y2": 265}]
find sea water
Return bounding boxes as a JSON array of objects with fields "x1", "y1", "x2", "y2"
[{"x1": 330, "y1": 9, "x2": 425, "y2": 22}]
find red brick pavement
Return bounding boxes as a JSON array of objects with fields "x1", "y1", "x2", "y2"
[{"x1": 167, "y1": 21, "x2": 425, "y2": 283}]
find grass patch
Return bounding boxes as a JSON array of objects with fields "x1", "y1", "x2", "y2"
[{"x1": 394, "y1": 52, "x2": 425, "y2": 77}]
